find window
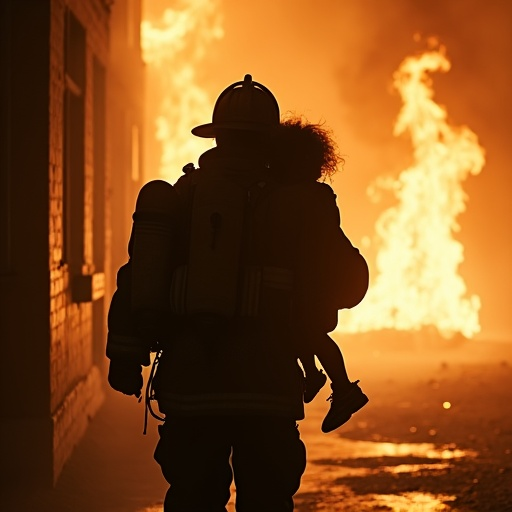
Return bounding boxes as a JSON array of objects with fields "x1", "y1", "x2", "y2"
[
  {"x1": 93, "y1": 58, "x2": 106, "y2": 272},
  {"x1": 0, "y1": 1, "x2": 11, "y2": 273},
  {"x1": 127, "y1": 0, "x2": 136, "y2": 48},
  {"x1": 63, "y1": 10, "x2": 85, "y2": 275}
]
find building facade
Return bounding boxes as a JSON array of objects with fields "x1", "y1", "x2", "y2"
[{"x1": 0, "y1": 0, "x2": 144, "y2": 487}]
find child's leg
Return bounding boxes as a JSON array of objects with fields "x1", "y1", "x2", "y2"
[
  {"x1": 315, "y1": 335, "x2": 352, "y2": 392},
  {"x1": 317, "y1": 335, "x2": 369, "y2": 433}
]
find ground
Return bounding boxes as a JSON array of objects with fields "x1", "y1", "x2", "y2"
[
  {"x1": 295, "y1": 334, "x2": 512, "y2": 512},
  {"x1": 1, "y1": 334, "x2": 511, "y2": 511}
]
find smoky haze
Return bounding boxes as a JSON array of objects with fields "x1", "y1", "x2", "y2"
[{"x1": 143, "y1": 0, "x2": 512, "y2": 341}]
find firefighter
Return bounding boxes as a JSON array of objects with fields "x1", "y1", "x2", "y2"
[{"x1": 107, "y1": 75, "x2": 368, "y2": 512}]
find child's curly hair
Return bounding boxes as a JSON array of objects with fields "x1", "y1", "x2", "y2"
[{"x1": 271, "y1": 114, "x2": 344, "y2": 183}]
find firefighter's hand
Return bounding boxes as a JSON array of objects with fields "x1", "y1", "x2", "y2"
[{"x1": 108, "y1": 360, "x2": 143, "y2": 398}]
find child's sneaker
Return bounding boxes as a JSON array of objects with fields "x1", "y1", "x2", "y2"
[
  {"x1": 321, "y1": 380, "x2": 369, "y2": 433},
  {"x1": 303, "y1": 369, "x2": 327, "y2": 403}
]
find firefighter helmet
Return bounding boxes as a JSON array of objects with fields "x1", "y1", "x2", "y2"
[{"x1": 192, "y1": 74, "x2": 280, "y2": 138}]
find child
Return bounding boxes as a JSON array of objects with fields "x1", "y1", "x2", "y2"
[{"x1": 270, "y1": 116, "x2": 369, "y2": 433}]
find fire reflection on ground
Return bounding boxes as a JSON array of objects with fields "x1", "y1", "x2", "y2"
[
  {"x1": 307, "y1": 437, "x2": 477, "y2": 460},
  {"x1": 374, "y1": 492, "x2": 456, "y2": 511},
  {"x1": 292, "y1": 435, "x2": 476, "y2": 512}
]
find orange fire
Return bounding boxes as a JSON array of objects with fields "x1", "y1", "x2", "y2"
[
  {"x1": 338, "y1": 46, "x2": 485, "y2": 339},
  {"x1": 141, "y1": 9, "x2": 485, "y2": 340},
  {"x1": 141, "y1": 0, "x2": 224, "y2": 184}
]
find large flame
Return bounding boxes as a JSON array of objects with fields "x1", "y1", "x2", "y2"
[
  {"x1": 339, "y1": 47, "x2": 485, "y2": 339},
  {"x1": 141, "y1": 0, "x2": 224, "y2": 184}
]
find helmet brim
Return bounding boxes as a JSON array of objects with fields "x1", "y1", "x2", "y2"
[{"x1": 191, "y1": 123, "x2": 216, "y2": 138}]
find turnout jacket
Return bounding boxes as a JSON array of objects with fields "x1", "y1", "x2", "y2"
[{"x1": 106, "y1": 148, "x2": 369, "y2": 420}]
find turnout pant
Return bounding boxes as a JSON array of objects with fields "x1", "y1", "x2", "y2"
[{"x1": 154, "y1": 415, "x2": 307, "y2": 512}]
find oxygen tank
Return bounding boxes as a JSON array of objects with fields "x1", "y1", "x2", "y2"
[{"x1": 131, "y1": 179, "x2": 177, "y2": 337}]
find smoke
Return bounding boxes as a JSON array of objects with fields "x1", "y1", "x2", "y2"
[{"x1": 143, "y1": 0, "x2": 512, "y2": 340}]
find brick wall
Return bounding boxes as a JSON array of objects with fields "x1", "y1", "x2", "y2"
[
  {"x1": 0, "y1": 0, "x2": 144, "y2": 488},
  {"x1": 48, "y1": 0, "x2": 110, "y2": 482}
]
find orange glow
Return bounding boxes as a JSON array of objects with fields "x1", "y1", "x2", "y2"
[
  {"x1": 339, "y1": 46, "x2": 485, "y2": 339},
  {"x1": 297, "y1": 434, "x2": 478, "y2": 511},
  {"x1": 141, "y1": 0, "x2": 224, "y2": 184},
  {"x1": 142, "y1": 2, "x2": 489, "y2": 340},
  {"x1": 373, "y1": 492, "x2": 456, "y2": 511}
]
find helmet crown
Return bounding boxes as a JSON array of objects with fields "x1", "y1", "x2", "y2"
[{"x1": 192, "y1": 74, "x2": 280, "y2": 138}]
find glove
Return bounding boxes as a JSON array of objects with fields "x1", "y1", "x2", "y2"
[{"x1": 108, "y1": 359, "x2": 143, "y2": 398}]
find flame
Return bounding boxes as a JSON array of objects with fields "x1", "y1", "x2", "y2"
[
  {"x1": 141, "y1": 0, "x2": 224, "y2": 184},
  {"x1": 339, "y1": 46, "x2": 485, "y2": 339}
]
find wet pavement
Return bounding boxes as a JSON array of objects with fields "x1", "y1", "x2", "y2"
[{"x1": 293, "y1": 393, "x2": 480, "y2": 512}]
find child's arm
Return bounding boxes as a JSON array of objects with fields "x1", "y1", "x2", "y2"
[{"x1": 296, "y1": 183, "x2": 369, "y2": 333}]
